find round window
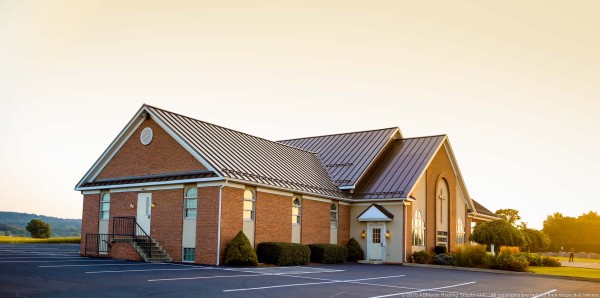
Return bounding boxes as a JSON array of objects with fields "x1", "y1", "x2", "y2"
[{"x1": 140, "y1": 127, "x2": 153, "y2": 145}]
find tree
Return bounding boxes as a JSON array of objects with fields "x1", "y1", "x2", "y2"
[
  {"x1": 520, "y1": 228, "x2": 550, "y2": 253},
  {"x1": 470, "y1": 220, "x2": 524, "y2": 252},
  {"x1": 26, "y1": 219, "x2": 51, "y2": 238},
  {"x1": 224, "y1": 231, "x2": 257, "y2": 266},
  {"x1": 495, "y1": 209, "x2": 521, "y2": 226}
]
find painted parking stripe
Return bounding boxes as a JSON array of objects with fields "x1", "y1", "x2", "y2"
[
  {"x1": 148, "y1": 274, "x2": 262, "y2": 282},
  {"x1": 533, "y1": 289, "x2": 557, "y2": 298},
  {"x1": 223, "y1": 275, "x2": 406, "y2": 292},
  {"x1": 86, "y1": 267, "x2": 213, "y2": 274},
  {"x1": 0, "y1": 257, "x2": 87, "y2": 260},
  {"x1": 39, "y1": 263, "x2": 152, "y2": 268},
  {"x1": 0, "y1": 259, "x2": 113, "y2": 263},
  {"x1": 369, "y1": 281, "x2": 477, "y2": 298}
]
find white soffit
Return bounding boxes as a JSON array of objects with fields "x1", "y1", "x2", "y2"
[{"x1": 357, "y1": 205, "x2": 393, "y2": 222}]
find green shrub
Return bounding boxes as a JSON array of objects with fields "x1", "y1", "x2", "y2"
[
  {"x1": 308, "y1": 244, "x2": 348, "y2": 264},
  {"x1": 454, "y1": 244, "x2": 489, "y2": 267},
  {"x1": 518, "y1": 253, "x2": 542, "y2": 266},
  {"x1": 433, "y1": 253, "x2": 455, "y2": 266},
  {"x1": 256, "y1": 242, "x2": 310, "y2": 266},
  {"x1": 224, "y1": 231, "x2": 258, "y2": 266},
  {"x1": 541, "y1": 256, "x2": 561, "y2": 267},
  {"x1": 499, "y1": 246, "x2": 520, "y2": 255},
  {"x1": 346, "y1": 238, "x2": 364, "y2": 262},
  {"x1": 491, "y1": 253, "x2": 529, "y2": 272},
  {"x1": 434, "y1": 245, "x2": 447, "y2": 255},
  {"x1": 412, "y1": 250, "x2": 433, "y2": 264}
]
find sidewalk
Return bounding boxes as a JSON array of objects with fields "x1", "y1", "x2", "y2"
[{"x1": 561, "y1": 261, "x2": 600, "y2": 269}]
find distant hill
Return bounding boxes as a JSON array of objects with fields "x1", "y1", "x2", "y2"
[{"x1": 0, "y1": 212, "x2": 81, "y2": 237}]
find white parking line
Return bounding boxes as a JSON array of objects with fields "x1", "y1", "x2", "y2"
[
  {"x1": 369, "y1": 281, "x2": 477, "y2": 298},
  {"x1": 532, "y1": 289, "x2": 557, "y2": 298},
  {"x1": 148, "y1": 274, "x2": 262, "y2": 282},
  {"x1": 86, "y1": 267, "x2": 212, "y2": 274},
  {"x1": 39, "y1": 263, "x2": 151, "y2": 268},
  {"x1": 0, "y1": 256, "x2": 84, "y2": 260},
  {"x1": 0, "y1": 259, "x2": 111, "y2": 263},
  {"x1": 223, "y1": 275, "x2": 406, "y2": 292}
]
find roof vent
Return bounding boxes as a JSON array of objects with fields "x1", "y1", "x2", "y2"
[{"x1": 140, "y1": 127, "x2": 153, "y2": 145}]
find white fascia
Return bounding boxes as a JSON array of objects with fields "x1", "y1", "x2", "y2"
[{"x1": 75, "y1": 177, "x2": 223, "y2": 192}]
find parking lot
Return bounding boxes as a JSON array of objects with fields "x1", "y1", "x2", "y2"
[{"x1": 0, "y1": 244, "x2": 598, "y2": 297}]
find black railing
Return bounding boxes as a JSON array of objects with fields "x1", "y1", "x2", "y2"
[
  {"x1": 84, "y1": 234, "x2": 110, "y2": 255},
  {"x1": 112, "y1": 216, "x2": 152, "y2": 258}
]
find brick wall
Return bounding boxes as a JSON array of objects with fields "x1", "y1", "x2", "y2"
[
  {"x1": 96, "y1": 117, "x2": 206, "y2": 180},
  {"x1": 110, "y1": 242, "x2": 143, "y2": 261},
  {"x1": 425, "y1": 145, "x2": 457, "y2": 252},
  {"x1": 255, "y1": 191, "x2": 292, "y2": 244},
  {"x1": 405, "y1": 203, "x2": 413, "y2": 257},
  {"x1": 150, "y1": 189, "x2": 184, "y2": 262},
  {"x1": 80, "y1": 194, "x2": 100, "y2": 254},
  {"x1": 337, "y1": 204, "x2": 351, "y2": 245},
  {"x1": 301, "y1": 199, "x2": 330, "y2": 244},
  {"x1": 219, "y1": 187, "x2": 244, "y2": 263},
  {"x1": 107, "y1": 192, "x2": 136, "y2": 236},
  {"x1": 196, "y1": 186, "x2": 220, "y2": 265}
]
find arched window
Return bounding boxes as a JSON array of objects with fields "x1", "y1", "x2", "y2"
[
  {"x1": 330, "y1": 203, "x2": 338, "y2": 228},
  {"x1": 184, "y1": 187, "x2": 198, "y2": 219},
  {"x1": 100, "y1": 193, "x2": 110, "y2": 220},
  {"x1": 412, "y1": 210, "x2": 425, "y2": 247},
  {"x1": 457, "y1": 218, "x2": 465, "y2": 245},
  {"x1": 292, "y1": 198, "x2": 301, "y2": 224},
  {"x1": 243, "y1": 190, "x2": 255, "y2": 221}
]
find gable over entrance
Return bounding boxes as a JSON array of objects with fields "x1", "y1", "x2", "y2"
[{"x1": 357, "y1": 204, "x2": 394, "y2": 222}]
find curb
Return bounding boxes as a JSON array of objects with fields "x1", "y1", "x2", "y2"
[{"x1": 402, "y1": 263, "x2": 600, "y2": 283}]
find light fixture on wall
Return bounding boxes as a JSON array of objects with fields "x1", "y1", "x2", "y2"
[
  {"x1": 151, "y1": 203, "x2": 156, "y2": 208},
  {"x1": 129, "y1": 203, "x2": 134, "y2": 209},
  {"x1": 361, "y1": 230, "x2": 366, "y2": 238},
  {"x1": 385, "y1": 231, "x2": 392, "y2": 239}
]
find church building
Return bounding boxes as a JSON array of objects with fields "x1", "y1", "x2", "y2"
[{"x1": 75, "y1": 104, "x2": 496, "y2": 264}]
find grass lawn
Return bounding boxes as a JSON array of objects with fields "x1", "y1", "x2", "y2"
[
  {"x1": 530, "y1": 266, "x2": 600, "y2": 279},
  {"x1": 0, "y1": 235, "x2": 80, "y2": 244},
  {"x1": 554, "y1": 256, "x2": 600, "y2": 264}
]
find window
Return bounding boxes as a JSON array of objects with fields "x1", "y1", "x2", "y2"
[
  {"x1": 457, "y1": 218, "x2": 465, "y2": 245},
  {"x1": 292, "y1": 198, "x2": 301, "y2": 224},
  {"x1": 412, "y1": 210, "x2": 425, "y2": 246},
  {"x1": 243, "y1": 190, "x2": 255, "y2": 221},
  {"x1": 184, "y1": 187, "x2": 198, "y2": 219},
  {"x1": 183, "y1": 248, "x2": 195, "y2": 262},
  {"x1": 330, "y1": 203, "x2": 338, "y2": 228},
  {"x1": 100, "y1": 193, "x2": 110, "y2": 220}
]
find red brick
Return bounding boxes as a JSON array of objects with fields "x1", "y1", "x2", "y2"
[
  {"x1": 110, "y1": 242, "x2": 143, "y2": 261},
  {"x1": 301, "y1": 199, "x2": 330, "y2": 244},
  {"x1": 196, "y1": 186, "x2": 220, "y2": 265},
  {"x1": 255, "y1": 191, "x2": 292, "y2": 244},
  {"x1": 80, "y1": 194, "x2": 100, "y2": 255},
  {"x1": 337, "y1": 203, "x2": 351, "y2": 245},
  {"x1": 219, "y1": 187, "x2": 244, "y2": 263},
  {"x1": 150, "y1": 189, "x2": 184, "y2": 262}
]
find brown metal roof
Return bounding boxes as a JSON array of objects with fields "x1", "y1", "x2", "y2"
[
  {"x1": 82, "y1": 170, "x2": 217, "y2": 187},
  {"x1": 353, "y1": 135, "x2": 446, "y2": 200},
  {"x1": 145, "y1": 105, "x2": 347, "y2": 199},
  {"x1": 278, "y1": 128, "x2": 398, "y2": 188},
  {"x1": 471, "y1": 199, "x2": 498, "y2": 218}
]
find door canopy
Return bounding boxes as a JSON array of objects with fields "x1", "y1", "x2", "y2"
[{"x1": 357, "y1": 204, "x2": 394, "y2": 222}]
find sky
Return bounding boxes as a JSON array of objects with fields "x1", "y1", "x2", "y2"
[{"x1": 0, "y1": 1, "x2": 598, "y2": 229}]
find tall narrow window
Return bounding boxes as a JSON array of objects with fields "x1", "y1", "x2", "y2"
[
  {"x1": 292, "y1": 198, "x2": 301, "y2": 224},
  {"x1": 412, "y1": 210, "x2": 425, "y2": 246},
  {"x1": 243, "y1": 190, "x2": 255, "y2": 221},
  {"x1": 100, "y1": 193, "x2": 110, "y2": 220},
  {"x1": 184, "y1": 187, "x2": 198, "y2": 219},
  {"x1": 457, "y1": 218, "x2": 465, "y2": 245},
  {"x1": 330, "y1": 203, "x2": 338, "y2": 228}
]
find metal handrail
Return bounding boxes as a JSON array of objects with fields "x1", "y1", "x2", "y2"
[{"x1": 112, "y1": 216, "x2": 152, "y2": 258}]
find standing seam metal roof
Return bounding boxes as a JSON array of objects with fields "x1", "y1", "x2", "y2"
[
  {"x1": 278, "y1": 128, "x2": 398, "y2": 187},
  {"x1": 145, "y1": 105, "x2": 346, "y2": 198},
  {"x1": 353, "y1": 135, "x2": 446, "y2": 200}
]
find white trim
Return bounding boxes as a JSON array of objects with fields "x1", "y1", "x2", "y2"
[
  {"x1": 352, "y1": 128, "x2": 401, "y2": 188},
  {"x1": 75, "y1": 177, "x2": 223, "y2": 191},
  {"x1": 352, "y1": 202, "x2": 405, "y2": 206},
  {"x1": 256, "y1": 187, "x2": 293, "y2": 197},
  {"x1": 339, "y1": 201, "x2": 351, "y2": 206},
  {"x1": 82, "y1": 190, "x2": 100, "y2": 195},
  {"x1": 109, "y1": 184, "x2": 184, "y2": 193},
  {"x1": 358, "y1": 205, "x2": 393, "y2": 222},
  {"x1": 351, "y1": 197, "x2": 411, "y2": 203},
  {"x1": 339, "y1": 186, "x2": 353, "y2": 190},
  {"x1": 468, "y1": 213, "x2": 497, "y2": 221},
  {"x1": 226, "y1": 182, "x2": 246, "y2": 189},
  {"x1": 145, "y1": 108, "x2": 221, "y2": 176},
  {"x1": 197, "y1": 181, "x2": 225, "y2": 188},
  {"x1": 302, "y1": 195, "x2": 331, "y2": 204}
]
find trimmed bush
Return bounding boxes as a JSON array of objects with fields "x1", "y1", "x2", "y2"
[
  {"x1": 541, "y1": 256, "x2": 561, "y2": 267},
  {"x1": 434, "y1": 245, "x2": 447, "y2": 255},
  {"x1": 346, "y1": 238, "x2": 365, "y2": 262},
  {"x1": 518, "y1": 253, "x2": 542, "y2": 266},
  {"x1": 412, "y1": 250, "x2": 433, "y2": 264},
  {"x1": 500, "y1": 246, "x2": 520, "y2": 255},
  {"x1": 491, "y1": 253, "x2": 529, "y2": 272},
  {"x1": 308, "y1": 244, "x2": 348, "y2": 264},
  {"x1": 224, "y1": 231, "x2": 258, "y2": 266},
  {"x1": 256, "y1": 242, "x2": 310, "y2": 266},
  {"x1": 454, "y1": 244, "x2": 489, "y2": 267},
  {"x1": 434, "y1": 253, "x2": 455, "y2": 266}
]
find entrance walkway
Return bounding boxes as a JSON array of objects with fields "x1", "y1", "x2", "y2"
[{"x1": 560, "y1": 261, "x2": 600, "y2": 270}]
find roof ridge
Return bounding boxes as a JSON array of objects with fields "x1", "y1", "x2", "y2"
[
  {"x1": 400, "y1": 134, "x2": 447, "y2": 140},
  {"x1": 278, "y1": 127, "x2": 399, "y2": 142},
  {"x1": 144, "y1": 104, "x2": 319, "y2": 156}
]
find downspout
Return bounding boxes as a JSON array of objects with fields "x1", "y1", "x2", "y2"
[
  {"x1": 216, "y1": 180, "x2": 227, "y2": 266},
  {"x1": 403, "y1": 202, "x2": 407, "y2": 263}
]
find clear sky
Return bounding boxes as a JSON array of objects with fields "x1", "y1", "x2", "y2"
[{"x1": 1, "y1": 1, "x2": 598, "y2": 229}]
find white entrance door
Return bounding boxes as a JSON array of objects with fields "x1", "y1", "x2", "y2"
[
  {"x1": 368, "y1": 225, "x2": 385, "y2": 261},
  {"x1": 137, "y1": 193, "x2": 152, "y2": 235}
]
